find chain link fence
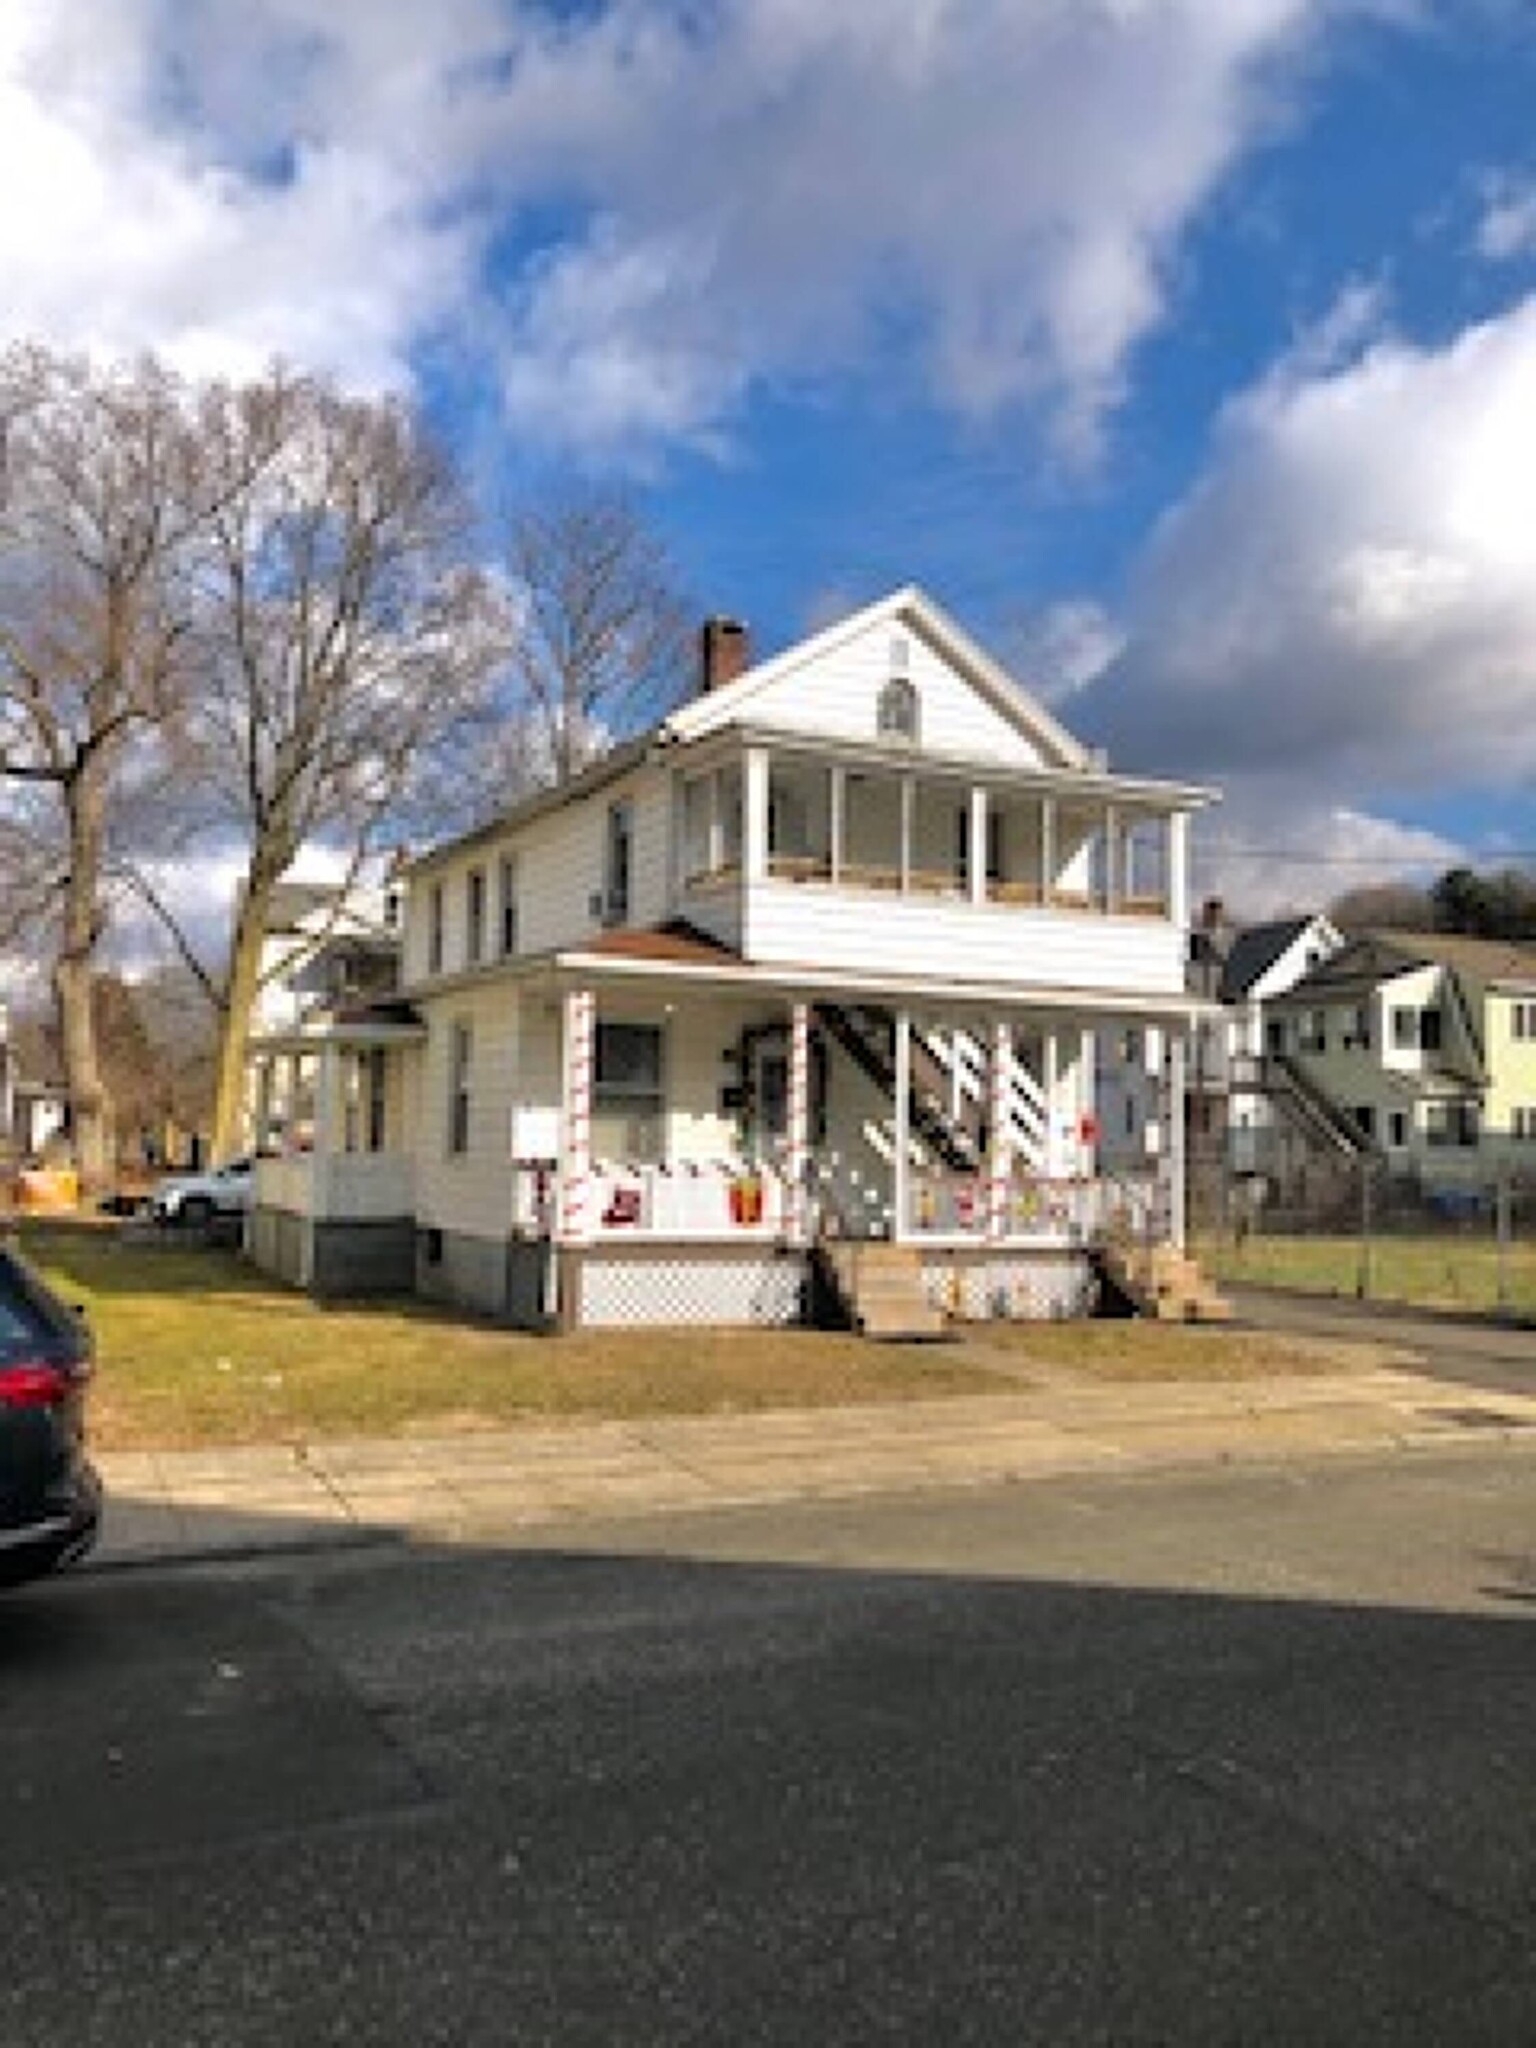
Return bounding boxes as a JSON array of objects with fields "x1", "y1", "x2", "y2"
[{"x1": 1191, "y1": 1151, "x2": 1536, "y2": 1317}]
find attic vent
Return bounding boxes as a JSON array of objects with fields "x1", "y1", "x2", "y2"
[
  {"x1": 890, "y1": 633, "x2": 910, "y2": 676},
  {"x1": 877, "y1": 675, "x2": 919, "y2": 743}
]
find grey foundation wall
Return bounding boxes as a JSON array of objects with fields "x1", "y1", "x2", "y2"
[
  {"x1": 250, "y1": 1206, "x2": 417, "y2": 1300},
  {"x1": 416, "y1": 1228, "x2": 556, "y2": 1329},
  {"x1": 310, "y1": 1218, "x2": 418, "y2": 1300}
]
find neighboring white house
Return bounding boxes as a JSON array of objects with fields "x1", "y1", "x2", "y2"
[
  {"x1": 245, "y1": 586, "x2": 1216, "y2": 1327},
  {"x1": 1262, "y1": 930, "x2": 1536, "y2": 1194},
  {"x1": 1096, "y1": 910, "x2": 1345, "y2": 1186},
  {"x1": 250, "y1": 876, "x2": 403, "y2": 1039}
]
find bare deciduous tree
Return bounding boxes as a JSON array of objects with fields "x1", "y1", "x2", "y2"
[
  {"x1": 151, "y1": 369, "x2": 506, "y2": 1160},
  {"x1": 502, "y1": 494, "x2": 691, "y2": 790},
  {"x1": 0, "y1": 348, "x2": 206, "y2": 1181}
]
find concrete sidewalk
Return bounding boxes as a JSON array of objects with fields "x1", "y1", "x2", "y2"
[{"x1": 89, "y1": 1361, "x2": 1536, "y2": 1570}]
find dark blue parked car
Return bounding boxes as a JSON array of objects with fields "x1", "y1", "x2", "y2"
[{"x1": 0, "y1": 1243, "x2": 100, "y2": 1587}]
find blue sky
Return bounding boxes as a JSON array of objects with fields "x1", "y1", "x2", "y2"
[{"x1": 6, "y1": 1, "x2": 1536, "y2": 913}]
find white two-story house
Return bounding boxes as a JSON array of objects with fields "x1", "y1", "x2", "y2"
[{"x1": 245, "y1": 586, "x2": 1215, "y2": 1329}]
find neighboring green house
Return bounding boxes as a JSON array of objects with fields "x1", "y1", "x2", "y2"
[{"x1": 1264, "y1": 930, "x2": 1536, "y2": 1189}]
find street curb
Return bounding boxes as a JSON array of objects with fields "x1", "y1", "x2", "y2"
[{"x1": 82, "y1": 1522, "x2": 403, "y2": 1578}]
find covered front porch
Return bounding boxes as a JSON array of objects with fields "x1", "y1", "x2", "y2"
[
  {"x1": 539, "y1": 940, "x2": 1195, "y2": 1329},
  {"x1": 245, "y1": 1015, "x2": 424, "y2": 1296}
]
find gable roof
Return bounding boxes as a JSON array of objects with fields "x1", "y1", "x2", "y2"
[
  {"x1": 663, "y1": 584, "x2": 1092, "y2": 771},
  {"x1": 1219, "y1": 917, "x2": 1316, "y2": 1002},
  {"x1": 1278, "y1": 928, "x2": 1536, "y2": 1003}
]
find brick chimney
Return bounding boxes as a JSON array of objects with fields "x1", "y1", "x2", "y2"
[{"x1": 699, "y1": 616, "x2": 750, "y2": 694}]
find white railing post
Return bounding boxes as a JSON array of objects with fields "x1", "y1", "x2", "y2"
[
  {"x1": 788, "y1": 1000, "x2": 810, "y2": 1245},
  {"x1": 987, "y1": 1019, "x2": 1012, "y2": 1240},
  {"x1": 560, "y1": 987, "x2": 595, "y2": 1245},
  {"x1": 1167, "y1": 1026, "x2": 1188, "y2": 1250},
  {"x1": 969, "y1": 785, "x2": 988, "y2": 906},
  {"x1": 893, "y1": 1008, "x2": 911, "y2": 1240}
]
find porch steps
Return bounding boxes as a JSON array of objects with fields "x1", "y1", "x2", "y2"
[
  {"x1": 1095, "y1": 1241, "x2": 1232, "y2": 1324},
  {"x1": 817, "y1": 1242, "x2": 949, "y2": 1341}
]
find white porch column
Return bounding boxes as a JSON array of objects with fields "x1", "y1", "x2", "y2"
[
  {"x1": 1103, "y1": 805, "x2": 1119, "y2": 913},
  {"x1": 986, "y1": 1019, "x2": 1012, "y2": 1241},
  {"x1": 1167, "y1": 1027, "x2": 1188, "y2": 1250},
  {"x1": 899, "y1": 777, "x2": 915, "y2": 894},
  {"x1": 830, "y1": 766, "x2": 845, "y2": 885},
  {"x1": 745, "y1": 747, "x2": 769, "y2": 882},
  {"x1": 254, "y1": 1057, "x2": 275, "y2": 1153},
  {"x1": 559, "y1": 987, "x2": 596, "y2": 1245},
  {"x1": 1169, "y1": 811, "x2": 1190, "y2": 929},
  {"x1": 892, "y1": 1009, "x2": 912, "y2": 1241},
  {"x1": 787, "y1": 1000, "x2": 811, "y2": 1246},
  {"x1": 285, "y1": 1052, "x2": 303, "y2": 1150},
  {"x1": 1041, "y1": 795, "x2": 1056, "y2": 905},
  {"x1": 969, "y1": 786, "x2": 988, "y2": 906},
  {"x1": 1078, "y1": 1026, "x2": 1098, "y2": 1176}
]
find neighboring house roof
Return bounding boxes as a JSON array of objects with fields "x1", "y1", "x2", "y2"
[
  {"x1": 1218, "y1": 917, "x2": 1315, "y2": 1003},
  {"x1": 1277, "y1": 929, "x2": 1536, "y2": 1004}
]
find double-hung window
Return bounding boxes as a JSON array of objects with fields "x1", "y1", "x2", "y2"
[
  {"x1": 428, "y1": 882, "x2": 445, "y2": 975},
  {"x1": 466, "y1": 868, "x2": 486, "y2": 966},
  {"x1": 604, "y1": 801, "x2": 633, "y2": 925},
  {"x1": 592, "y1": 1021, "x2": 664, "y2": 1162},
  {"x1": 498, "y1": 853, "x2": 518, "y2": 957}
]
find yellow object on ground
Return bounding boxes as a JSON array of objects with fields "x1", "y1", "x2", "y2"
[{"x1": 17, "y1": 1169, "x2": 79, "y2": 1213}]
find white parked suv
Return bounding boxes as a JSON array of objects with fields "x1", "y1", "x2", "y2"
[{"x1": 150, "y1": 1158, "x2": 254, "y2": 1227}]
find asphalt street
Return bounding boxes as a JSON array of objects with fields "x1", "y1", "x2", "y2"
[{"x1": 4, "y1": 1447, "x2": 1534, "y2": 2046}]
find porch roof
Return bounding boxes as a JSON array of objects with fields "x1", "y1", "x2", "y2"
[
  {"x1": 550, "y1": 921, "x2": 1214, "y2": 1024},
  {"x1": 248, "y1": 1013, "x2": 427, "y2": 1057}
]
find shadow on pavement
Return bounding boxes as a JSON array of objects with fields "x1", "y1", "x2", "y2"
[{"x1": 2, "y1": 1472, "x2": 1534, "y2": 2047}]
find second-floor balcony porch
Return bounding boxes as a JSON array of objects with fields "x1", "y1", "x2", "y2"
[{"x1": 675, "y1": 738, "x2": 1199, "y2": 997}]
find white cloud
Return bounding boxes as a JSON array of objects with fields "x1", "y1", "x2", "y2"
[
  {"x1": 0, "y1": 0, "x2": 1386, "y2": 451},
  {"x1": 1192, "y1": 793, "x2": 1459, "y2": 919},
  {"x1": 1005, "y1": 600, "x2": 1126, "y2": 705},
  {"x1": 1076, "y1": 290, "x2": 1536, "y2": 797},
  {"x1": 1476, "y1": 169, "x2": 1536, "y2": 262}
]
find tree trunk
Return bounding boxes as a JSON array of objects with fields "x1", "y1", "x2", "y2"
[
  {"x1": 208, "y1": 871, "x2": 276, "y2": 1164},
  {"x1": 54, "y1": 766, "x2": 112, "y2": 1186}
]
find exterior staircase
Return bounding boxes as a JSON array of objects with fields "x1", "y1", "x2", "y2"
[
  {"x1": 815, "y1": 1005, "x2": 1050, "y2": 1177},
  {"x1": 814, "y1": 1241, "x2": 948, "y2": 1340},
  {"x1": 1093, "y1": 1240, "x2": 1232, "y2": 1323}
]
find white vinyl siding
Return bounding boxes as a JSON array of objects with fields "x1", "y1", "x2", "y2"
[{"x1": 734, "y1": 615, "x2": 1049, "y2": 767}]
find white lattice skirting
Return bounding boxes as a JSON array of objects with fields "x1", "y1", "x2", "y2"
[
  {"x1": 578, "y1": 1252, "x2": 807, "y2": 1328},
  {"x1": 920, "y1": 1252, "x2": 1092, "y2": 1322}
]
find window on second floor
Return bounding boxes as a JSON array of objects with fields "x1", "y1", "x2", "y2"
[
  {"x1": 1513, "y1": 1001, "x2": 1536, "y2": 1041},
  {"x1": 1342, "y1": 1005, "x2": 1372, "y2": 1050},
  {"x1": 498, "y1": 853, "x2": 518, "y2": 957},
  {"x1": 604, "y1": 800, "x2": 633, "y2": 926},
  {"x1": 1514, "y1": 1105, "x2": 1536, "y2": 1140},
  {"x1": 466, "y1": 867, "x2": 485, "y2": 966},
  {"x1": 1298, "y1": 1008, "x2": 1327, "y2": 1054},
  {"x1": 428, "y1": 882, "x2": 445, "y2": 975},
  {"x1": 1392, "y1": 1004, "x2": 1442, "y2": 1053}
]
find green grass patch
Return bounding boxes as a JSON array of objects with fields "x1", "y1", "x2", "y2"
[
  {"x1": 13, "y1": 1224, "x2": 1001, "y2": 1451},
  {"x1": 962, "y1": 1318, "x2": 1341, "y2": 1382},
  {"x1": 1201, "y1": 1231, "x2": 1536, "y2": 1317}
]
